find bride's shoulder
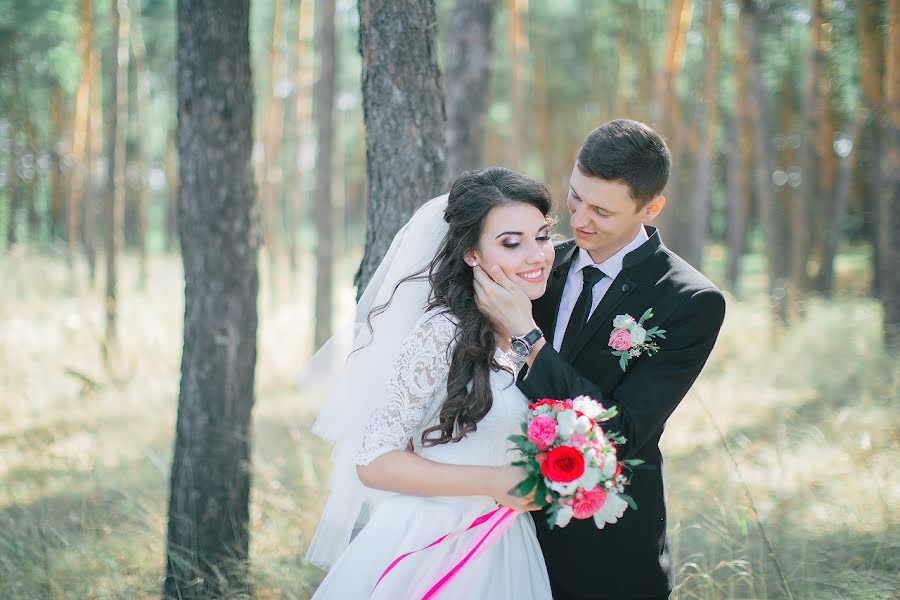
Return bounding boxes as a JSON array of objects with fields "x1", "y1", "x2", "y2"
[{"x1": 414, "y1": 308, "x2": 459, "y2": 340}]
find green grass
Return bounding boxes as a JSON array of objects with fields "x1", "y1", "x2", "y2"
[{"x1": 0, "y1": 249, "x2": 896, "y2": 599}]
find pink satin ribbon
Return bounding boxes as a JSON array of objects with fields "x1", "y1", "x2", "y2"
[{"x1": 370, "y1": 506, "x2": 516, "y2": 599}]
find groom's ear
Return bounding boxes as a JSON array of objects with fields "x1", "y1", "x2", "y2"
[{"x1": 640, "y1": 195, "x2": 666, "y2": 222}]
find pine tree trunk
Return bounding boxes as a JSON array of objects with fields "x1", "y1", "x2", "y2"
[
  {"x1": 818, "y1": 109, "x2": 864, "y2": 296},
  {"x1": 687, "y1": 0, "x2": 721, "y2": 269},
  {"x1": 444, "y1": 0, "x2": 496, "y2": 180},
  {"x1": 50, "y1": 84, "x2": 65, "y2": 243},
  {"x1": 6, "y1": 68, "x2": 19, "y2": 247},
  {"x1": 792, "y1": 0, "x2": 825, "y2": 305},
  {"x1": 163, "y1": 1, "x2": 258, "y2": 597},
  {"x1": 83, "y1": 40, "x2": 102, "y2": 285},
  {"x1": 741, "y1": 0, "x2": 787, "y2": 327},
  {"x1": 882, "y1": 0, "x2": 900, "y2": 348},
  {"x1": 858, "y1": 0, "x2": 884, "y2": 297},
  {"x1": 258, "y1": 0, "x2": 286, "y2": 281},
  {"x1": 67, "y1": 0, "x2": 93, "y2": 273},
  {"x1": 313, "y1": 0, "x2": 336, "y2": 349},
  {"x1": 131, "y1": 0, "x2": 149, "y2": 287},
  {"x1": 355, "y1": 0, "x2": 447, "y2": 297},
  {"x1": 105, "y1": 0, "x2": 129, "y2": 344},
  {"x1": 726, "y1": 24, "x2": 752, "y2": 294},
  {"x1": 504, "y1": 0, "x2": 527, "y2": 169}
]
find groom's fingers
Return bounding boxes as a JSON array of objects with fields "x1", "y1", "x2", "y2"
[{"x1": 489, "y1": 265, "x2": 519, "y2": 294}]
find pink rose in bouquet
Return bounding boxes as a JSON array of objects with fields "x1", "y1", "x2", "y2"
[{"x1": 526, "y1": 416, "x2": 558, "y2": 451}]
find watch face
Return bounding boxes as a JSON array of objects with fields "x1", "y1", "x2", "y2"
[{"x1": 511, "y1": 339, "x2": 529, "y2": 357}]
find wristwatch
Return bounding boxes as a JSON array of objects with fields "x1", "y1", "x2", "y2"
[{"x1": 510, "y1": 327, "x2": 543, "y2": 361}]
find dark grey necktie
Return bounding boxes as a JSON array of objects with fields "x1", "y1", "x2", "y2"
[{"x1": 559, "y1": 266, "x2": 605, "y2": 357}]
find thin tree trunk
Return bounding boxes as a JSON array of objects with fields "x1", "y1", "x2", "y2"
[
  {"x1": 858, "y1": 0, "x2": 885, "y2": 297},
  {"x1": 687, "y1": 0, "x2": 721, "y2": 269},
  {"x1": 504, "y1": 0, "x2": 527, "y2": 169},
  {"x1": 313, "y1": 0, "x2": 336, "y2": 350},
  {"x1": 882, "y1": 0, "x2": 900, "y2": 348},
  {"x1": 105, "y1": 0, "x2": 129, "y2": 345},
  {"x1": 67, "y1": 0, "x2": 93, "y2": 273},
  {"x1": 355, "y1": 0, "x2": 448, "y2": 297},
  {"x1": 50, "y1": 84, "x2": 65, "y2": 243},
  {"x1": 741, "y1": 0, "x2": 788, "y2": 327},
  {"x1": 163, "y1": 1, "x2": 258, "y2": 597},
  {"x1": 83, "y1": 39, "x2": 102, "y2": 285},
  {"x1": 258, "y1": 0, "x2": 286, "y2": 283},
  {"x1": 818, "y1": 109, "x2": 864, "y2": 296},
  {"x1": 445, "y1": 0, "x2": 496, "y2": 180},
  {"x1": 792, "y1": 0, "x2": 825, "y2": 305},
  {"x1": 812, "y1": 4, "x2": 835, "y2": 274},
  {"x1": 6, "y1": 68, "x2": 19, "y2": 247},
  {"x1": 131, "y1": 0, "x2": 149, "y2": 287},
  {"x1": 726, "y1": 20, "x2": 752, "y2": 294},
  {"x1": 652, "y1": 0, "x2": 692, "y2": 245}
]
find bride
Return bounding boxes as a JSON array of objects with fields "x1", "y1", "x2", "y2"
[{"x1": 305, "y1": 167, "x2": 555, "y2": 599}]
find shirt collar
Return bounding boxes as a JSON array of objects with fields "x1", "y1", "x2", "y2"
[{"x1": 572, "y1": 225, "x2": 649, "y2": 281}]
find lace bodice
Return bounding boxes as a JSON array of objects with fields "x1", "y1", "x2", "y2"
[{"x1": 355, "y1": 311, "x2": 457, "y2": 465}]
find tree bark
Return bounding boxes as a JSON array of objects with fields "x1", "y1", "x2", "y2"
[
  {"x1": 314, "y1": 0, "x2": 336, "y2": 349},
  {"x1": 355, "y1": 0, "x2": 447, "y2": 297},
  {"x1": 257, "y1": 0, "x2": 286, "y2": 279},
  {"x1": 50, "y1": 84, "x2": 65, "y2": 243},
  {"x1": 504, "y1": 0, "x2": 527, "y2": 169},
  {"x1": 687, "y1": 0, "x2": 721, "y2": 269},
  {"x1": 858, "y1": 0, "x2": 884, "y2": 296},
  {"x1": 105, "y1": 0, "x2": 129, "y2": 344},
  {"x1": 130, "y1": 0, "x2": 149, "y2": 287},
  {"x1": 6, "y1": 68, "x2": 19, "y2": 247},
  {"x1": 444, "y1": 0, "x2": 496, "y2": 180},
  {"x1": 163, "y1": 1, "x2": 258, "y2": 598},
  {"x1": 741, "y1": 0, "x2": 788, "y2": 327},
  {"x1": 83, "y1": 40, "x2": 102, "y2": 285},
  {"x1": 792, "y1": 0, "x2": 825, "y2": 305},
  {"x1": 726, "y1": 21, "x2": 752, "y2": 295},
  {"x1": 882, "y1": 0, "x2": 900, "y2": 348},
  {"x1": 67, "y1": 0, "x2": 94, "y2": 273},
  {"x1": 818, "y1": 109, "x2": 864, "y2": 296}
]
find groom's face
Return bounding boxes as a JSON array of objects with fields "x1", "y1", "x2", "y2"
[{"x1": 567, "y1": 166, "x2": 664, "y2": 263}]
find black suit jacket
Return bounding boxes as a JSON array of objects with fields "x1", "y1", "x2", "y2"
[{"x1": 517, "y1": 227, "x2": 726, "y2": 600}]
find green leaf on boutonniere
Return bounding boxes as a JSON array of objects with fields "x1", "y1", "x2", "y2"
[
  {"x1": 618, "y1": 354, "x2": 629, "y2": 371},
  {"x1": 655, "y1": 331, "x2": 667, "y2": 339},
  {"x1": 638, "y1": 308, "x2": 653, "y2": 325}
]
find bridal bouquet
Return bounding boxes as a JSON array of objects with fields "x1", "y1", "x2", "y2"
[{"x1": 508, "y1": 396, "x2": 640, "y2": 529}]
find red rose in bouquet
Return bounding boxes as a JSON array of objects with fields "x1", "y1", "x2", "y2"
[{"x1": 540, "y1": 445, "x2": 585, "y2": 483}]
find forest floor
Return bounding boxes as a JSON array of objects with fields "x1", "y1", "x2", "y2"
[{"x1": 0, "y1": 248, "x2": 897, "y2": 599}]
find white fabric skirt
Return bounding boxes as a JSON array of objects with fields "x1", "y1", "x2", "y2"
[{"x1": 311, "y1": 494, "x2": 552, "y2": 599}]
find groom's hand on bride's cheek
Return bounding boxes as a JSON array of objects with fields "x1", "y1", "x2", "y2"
[{"x1": 473, "y1": 265, "x2": 534, "y2": 336}]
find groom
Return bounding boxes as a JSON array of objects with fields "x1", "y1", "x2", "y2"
[{"x1": 475, "y1": 119, "x2": 726, "y2": 600}]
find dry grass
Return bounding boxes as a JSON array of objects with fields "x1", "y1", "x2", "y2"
[{"x1": 0, "y1": 250, "x2": 897, "y2": 599}]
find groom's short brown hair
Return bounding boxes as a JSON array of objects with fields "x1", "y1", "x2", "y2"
[{"x1": 576, "y1": 119, "x2": 670, "y2": 209}]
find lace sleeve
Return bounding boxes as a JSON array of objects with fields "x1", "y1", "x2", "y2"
[{"x1": 354, "y1": 312, "x2": 456, "y2": 466}]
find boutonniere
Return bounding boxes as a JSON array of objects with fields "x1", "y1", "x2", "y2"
[{"x1": 608, "y1": 308, "x2": 666, "y2": 371}]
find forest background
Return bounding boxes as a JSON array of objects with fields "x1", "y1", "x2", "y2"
[{"x1": 1, "y1": 0, "x2": 898, "y2": 598}]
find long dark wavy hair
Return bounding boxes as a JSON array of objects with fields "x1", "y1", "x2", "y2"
[
  {"x1": 360, "y1": 167, "x2": 553, "y2": 445},
  {"x1": 420, "y1": 167, "x2": 553, "y2": 445}
]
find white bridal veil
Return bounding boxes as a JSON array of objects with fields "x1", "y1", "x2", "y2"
[{"x1": 301, "y1": 194, "x2": 450, "y2": 569}]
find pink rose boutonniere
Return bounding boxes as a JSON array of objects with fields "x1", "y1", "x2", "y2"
[{"x1": 608, "y1": 308, "x2": 666, "y2": 371}]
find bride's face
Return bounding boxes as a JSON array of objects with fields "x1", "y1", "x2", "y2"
[{"x1": 466, "y1": 203, "x2": 555, "y2": 300}]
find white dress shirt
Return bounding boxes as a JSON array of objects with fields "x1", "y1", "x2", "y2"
[{"x1": 552, "y1": 226, "x2": 650, "y2": 351}]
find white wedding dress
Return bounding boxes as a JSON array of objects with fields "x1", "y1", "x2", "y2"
[{"x1": 311, "y1": 310, "x2": 552, "y2": 599}]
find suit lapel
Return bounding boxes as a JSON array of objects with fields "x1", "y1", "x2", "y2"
[{"x1": 562, "y1": 271, "x2": 638, "y2": 361}]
